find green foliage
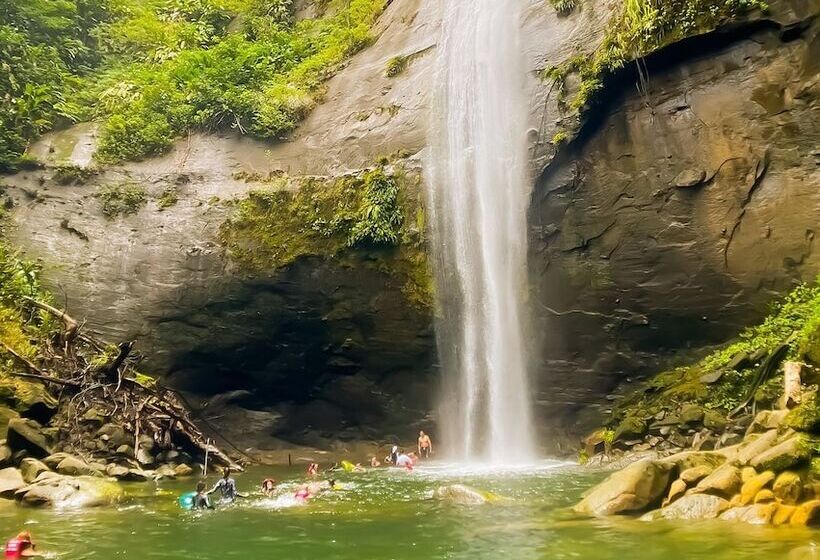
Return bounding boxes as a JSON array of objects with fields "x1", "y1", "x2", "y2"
[
  {"x1": 552, "y1": 130, "x2": 568, "y2": 146},
  {"x1": 91, "y1": 0, "x2": 386, "y2": 162},
  {"x1": 347, "y1": 169, "x2": 402, "y2": 247},
  {"x1": 220, "y1": 166, "x2": 432, "y2": 307},
  {"x1": 549, "y1": 0, "x2": 576, "y2": 15},
  {"x1": 52, "y1": 163, "x2": 96, "y2": 184},
  {"x1": 384, "y1": 55, "x2": 408, "y2": 78},
  {"x1": 545, "y1": 0, "x2": 766, "y2": 112},
  {"x1": 608, "y1": 280, "x2": 820, "y2": 428},
  {"x1": 0, "y1": 0, "x2": 114, "y2": 170},
  {"x1": 95, "y1": 182, "x2": 148, "y2": 217},
  {"x1": 157, "y1": 186, "x2": 179, "y2": 210}
]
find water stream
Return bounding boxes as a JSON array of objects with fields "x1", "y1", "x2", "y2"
[{"x1": 427, "y1": 0, "x2": 536, "y2": 462}]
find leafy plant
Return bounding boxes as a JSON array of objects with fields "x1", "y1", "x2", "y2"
[
  {"x1": 52, "y1": 164, "x2": 96, "y2": 185},
  {"x1": 549, "y1": 0, "x2": 576, "y2": 15},
  {"x1": 384, "y1": 55, "x2": 408, "y2": 77},
  {"x1": 157, "y1": 186, "x2": 179, "y2": 210},
  {"x1": 95, "y1": 183, "x2": 148, "y2": 218}
]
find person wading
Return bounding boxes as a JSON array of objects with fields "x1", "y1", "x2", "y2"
[
  {"x1": 418, "y1": 430, "x2": 433, "y2": 460},
  {"x1": 208, "y1": 467, "x2": 245, "y2": 503}
]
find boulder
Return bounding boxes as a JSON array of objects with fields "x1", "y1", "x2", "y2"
[
  {"x1": 0, "y1": 406, "x2": 20, "y2": 439},
  {"x1": 115, "y1": 445, "x2": 134, "y2": 457},
  {"x1": 573, "y1": 460, "x2": 673, "y2": 516},
  {"x1": 120, "y1": 469, "x2": 154, "y2": 482},
  {"x1": 433, "y1": 484, "x2": 491, "y2": 505},
  {"x1": 0, "y1": 467, "x2": 25, "y2": 498},
  {"x1": 96, "y1": 424, "x2": 131, "y2": 449},
  {"x1": 773, "y1": 504, "x2": 796, "y2": 525},
  {"x1": 693, "y1": 464, "x2": 742, "y2": 498},
  {"x1": 663, "y1": 479, "x2": 687, "y2": 506},
  {"x1": 19, "y1": 458, "x2": 49, "y2": 484},
  {"x1": 740, "y1": 466, "x2": 757, "y2": 483},
  {"x1": 773, "y1": 471, "x2": 803, "y2": 505},
  {"x1": 173, "y1": 464, "x2": 194, "y2": 477},
  {"x1": 642, "y1": 494, "x2": 730, "y2": 521},
  {"x1": 660, "y1": 450, "x2": 724, "y2": 473},
  {"x1": 739, "y1": 471, "x2": 775, "y2": 505},
  {"x1": 745, "y1": 410, "x2": 789, "y2": 435},
  {"x1": 679, "y1": 465, "x2": 713, "y2": 485},
  {"x1": 6, "y1": 418, "x2": 54, "y2": 457},
  {"x1": 0, "y1": 444, "x2": 11, "y2": 468},
  {"x1": 105, "y1": 464, "x2": 129, "y2": 479},
  {"x1": 720, "y1": 503, "x2": 778, "y2": 524},
  {"x1": 15, "y1": 474, "x2": 123, "y2": 508},
  {"x1": 154, "y1": 464, "x2": 177, "y2": 478},
  {"x1": 136, "y1": 447, "x2": 155, "y2": 466},
  {"x1": 679, "y1": 404, "x2": 704, "y2": 425},
  {"x1": 750, "y1": 436, "x2": 811, "y2": 472},
  {"x1": 754, "y1": 489, "x2": 776, "y2": 503},
  {"x1": 736, "y1": 430, "x2": 780, "y2": 465},
  {"x1": 790, "y1": 500, "x2": 820, "y2": 526},
  {"x1": 56, "y1": 456, "x2": 104, "y2": 477},
  {"x1": 612, "y1": 416, "x2": 647, "y2": 442},
  {"x1": 43, "y1": 452, "x2": 75, "y2": 469}
]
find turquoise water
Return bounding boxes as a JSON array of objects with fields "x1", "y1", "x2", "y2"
[{"x1": 0, "y1": 462, "x2": 817, "y2": 559}]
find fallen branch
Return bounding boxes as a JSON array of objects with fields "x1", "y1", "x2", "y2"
[{"x1": 23, "y1": 296, "x2": 79, "y2": 342}]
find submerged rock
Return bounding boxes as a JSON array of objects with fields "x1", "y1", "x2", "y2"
[
  {"x1": 719, "y1": 503, "x2": 778, "y2": 525},
  {"x1": 15, "y1": 474, "x2": 123, "y2": 508},
  {"x1": 642, "y1": 494, "x2": 730, "y2": 521},
  {"x1": 433, "y1": 484, "x2": 494, "y2": 505},
  {"x1": 573, "y1": 460, "x2": 672, "y2": 516}
]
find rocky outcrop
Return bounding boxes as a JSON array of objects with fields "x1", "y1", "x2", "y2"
[
  {"x1": 529, "y1": 0, "x2": 820, "y2": 440},
  {"x1": 432, "y1": 484, "x2": 496, "y2": 505},
  {"x1": 575, "y1": 401, "x2": 820, "y2": 526}
]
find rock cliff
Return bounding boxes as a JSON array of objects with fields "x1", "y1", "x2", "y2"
[{"x1": 1, "y1": 0, "x2": 818, "y2": 452}]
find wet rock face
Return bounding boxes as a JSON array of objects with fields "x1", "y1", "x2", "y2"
[
  {"x1": 530, "y1": 20, "x2": 820, "y2": 436},
  {"x1": 161, "y1": 257, "x2": 435, "y2": 443}
]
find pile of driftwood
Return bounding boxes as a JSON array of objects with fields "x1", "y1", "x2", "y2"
[{"x1": 1, "y1": 296, "x2": 239, "y2": 470}]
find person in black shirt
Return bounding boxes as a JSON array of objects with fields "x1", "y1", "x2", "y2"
[{"x1": 192, "y1": 480, "x2": 214, "y2": 510}]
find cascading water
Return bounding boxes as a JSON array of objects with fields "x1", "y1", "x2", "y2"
[{"x1": 426, "y1": 0, "x2": 536, "y2": 464}]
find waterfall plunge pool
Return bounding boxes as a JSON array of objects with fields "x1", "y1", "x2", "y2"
[{"x1": 0, "y1": 463, "x2": 814, "y2": 559}]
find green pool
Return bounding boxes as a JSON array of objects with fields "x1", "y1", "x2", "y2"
[{"x1": 0, "y1": 462, "x2": 816, "y2": 559}]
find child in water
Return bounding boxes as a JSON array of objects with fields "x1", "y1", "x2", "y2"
[
  {"x1": 192, "y1": 480, "x2": 214, "y2": 510},
  {"x1": 4, "y1": 531, "x2": 43, "y2": 558},
  {"x1": 261, "y1": 478, "x2": 276, "y2": 497}
]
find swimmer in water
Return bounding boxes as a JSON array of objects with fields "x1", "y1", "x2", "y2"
[
  {"x1": 192, "y1": 480, "x2": 214, "y2": 510},
  {"x1": 307, "y1": 463, "x2": 319, "y2": 476},
  {"x1": 261, "y1": 478, "x2": 276, "y2": 497},
  {"x1": 207, "y1": 467, "x2": 247, "y2": 503},
  {"x1": 395, "y1": 452, "x2": 415, "y2": 471},
  {"x1": 370, "y1": 456, "x2": 381, "y2": 467},
  {"x1": 4, "y1": 531, "x2": 43, "y2": 558},
  {"x1": 295, "y1": 484, "x2": 311, "y2": 501}
]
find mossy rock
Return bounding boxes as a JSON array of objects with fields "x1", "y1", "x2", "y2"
[
  {"x1": 786, "y1": 391, "x2": 820, "y2": 433},
  {"x1": 613, "y1": 416, "x2": 647, "y2": 442}
]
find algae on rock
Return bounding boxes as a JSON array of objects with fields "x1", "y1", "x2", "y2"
[{"x1": 219, "y1": 166, "x2": 433, "y2": 309}]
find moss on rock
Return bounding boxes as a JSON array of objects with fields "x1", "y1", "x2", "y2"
[
  {"x1": 219, "y1": 166, "x2": 433, "y2": 309},
  {"x1": 544, "y1": 0, "x2": 767, "y2": 112}
]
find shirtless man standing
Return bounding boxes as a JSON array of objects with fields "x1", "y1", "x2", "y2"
[{"x1": 417, "y1": 430, "x2": 433, "y2": 460}]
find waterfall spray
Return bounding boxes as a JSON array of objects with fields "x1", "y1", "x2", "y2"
[{"x1": 426, "y1": 0, "x2": 536, "y2": 464}]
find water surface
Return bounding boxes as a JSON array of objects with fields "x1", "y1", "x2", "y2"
[{"x1": 0, "y1": 463, "x2": 816, "y2": 559}]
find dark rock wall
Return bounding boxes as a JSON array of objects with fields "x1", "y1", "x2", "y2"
[{"x1": 530, "y1": 15, "x2": 820, "y2": 448}]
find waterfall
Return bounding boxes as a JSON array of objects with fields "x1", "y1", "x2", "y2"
[{"x1": 426, "y1": 0, "x2": 536, "y2": 464}]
